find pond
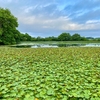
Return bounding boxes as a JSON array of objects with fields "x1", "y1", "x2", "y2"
[{"x1": 10, "y1": 43, "x2": 100, "y2": 48}]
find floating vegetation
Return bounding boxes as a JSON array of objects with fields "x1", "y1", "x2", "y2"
[{"x1": 0, "y1": 47, "x2": 100, "y2": 100}]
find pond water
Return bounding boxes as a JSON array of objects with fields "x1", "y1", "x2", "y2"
[{"x1": 10, "y1": 43, "x2": 100, "y2": 48}]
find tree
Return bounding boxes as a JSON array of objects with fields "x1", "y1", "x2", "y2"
[
  {"x1": 45, "y1": 36, "x2": 58, "y2": 41},
  {"x1": 80, "y1": 37, "x2": 87, "y2": 41},
  {"x1": 20, "y1": 33, "x2": 32, "y2": 41},
  {"x1": 25, "y1": 33, "x2": 32, "y2": 41},
  {"x1": 97, "y1": 38, "x2": 100, "y2": 41},
  {"x1": 58, "y1": 33, "x2": 71, "y2": 41},
  {"x1": 0, "y1": 8, "x2": 20, "y2": 44},
  {"x1": 71, "y1": 33, "x2": 81, "y2": 41}
]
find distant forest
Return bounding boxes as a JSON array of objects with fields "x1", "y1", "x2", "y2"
[
  {"x1": 19, "y1": 32, "x2": 100, "y2": 42},
  {"x1": 0, "y1": 8, "x2": 100, "y2": 45}
]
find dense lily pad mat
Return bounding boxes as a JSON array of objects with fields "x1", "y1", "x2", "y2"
[{"x1": 0, "y1": 47, "x2": 100, "y2": 100}]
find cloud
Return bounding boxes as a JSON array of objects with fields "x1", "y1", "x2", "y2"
[
  {"x1": 18, "y1": 13, "x2": 100, "y2": 33},
  {"x1": 0, "y1": 0, "x2": 100, "y2": 37},
  {"x1": 86, "y1": 20, "x2": 100, "y2": 24},
  {"x1": 63, "y1": 0, "x2": 100, "y2": 23}
]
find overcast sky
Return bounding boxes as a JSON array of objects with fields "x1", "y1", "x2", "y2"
[{"x1": 0, "y1": 0, "x2": 100, "y2": 37}]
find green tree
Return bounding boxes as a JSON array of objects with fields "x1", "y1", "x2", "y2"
[
  {"x1": 24, "y1": 33, "x2": 32, "y2": 41},
  {"x1": 80, "y1": 36, "x2": 87, "y2": 41},
  {"x1": 45, "y1": 36, "x2": 58, "y2": 41},
  {"x1": 58, "y1": 33, "x2": 71, "y2": 41},
  {"x1": 36, "y1": 36, "x2": 42, "y2": 41},
  {"x1": 0, "y1": 8, "x2": 20, "y2": 44},
  {"x1": 97, "y1": 38, "x2": 100, "y2": 41},
  {"x1": 20, "y1": 33, "x2": 32, "y2": 41},
  {"x1": 71, "y1": 33, "x2": 81, "y2": 41}
]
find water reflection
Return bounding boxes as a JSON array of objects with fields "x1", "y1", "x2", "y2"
[
  {"x1": 85, "y1": 43, "x2": 100, "y2": 47},
  {"x1": 57, "y1": 44, "x2": 85, "y2": 47},
  {"x1": 10, "y1": 43, "x2": 100, "y2": 48},
  {"x1": 10, "y1": 45, "x2": 32, "y2": 48}
]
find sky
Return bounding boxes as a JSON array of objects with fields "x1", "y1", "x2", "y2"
[{"x1": 0, "y1": 0, "x2": 100, "y2": 37}]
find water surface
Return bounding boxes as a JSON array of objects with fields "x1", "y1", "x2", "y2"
[{"x1": 10, "y1": 43, "x2": 100, "y2": 48}]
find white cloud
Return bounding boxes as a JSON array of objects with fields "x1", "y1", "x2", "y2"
[
  {"x1": 24, "y1": 6, "x2": 33, "y2": 13},
  {"x1": 17, "y1": 13, "x2": 100, "y2": 33},
  {"x1": 1, "y1": 0, "x2": 99, "y2": 37},
  {"x1": 86, "y1": 20, "x2": 100, "y2": 24}
]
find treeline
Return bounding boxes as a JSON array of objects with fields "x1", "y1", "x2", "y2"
[
  {"x1": 0, "y1": 8, "x2": 100, "y2": 45},
  {"x1": 34, "y1": 33, "x2": 87, "y2": 41},
  {"x1": 21, "y1": 33, "x2": 86, "y2": 41},
  {"x1": 20, "y1": 32, "x2": 100, "y2": 41}
]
